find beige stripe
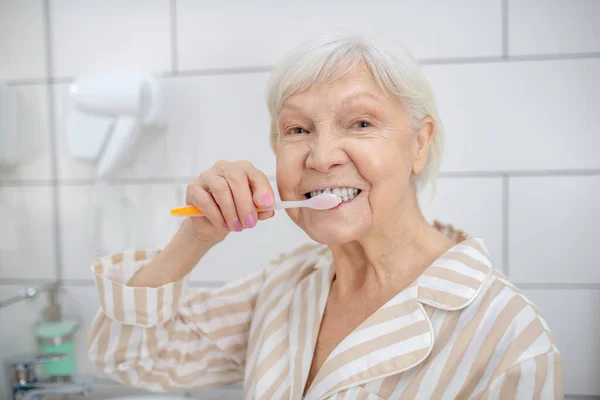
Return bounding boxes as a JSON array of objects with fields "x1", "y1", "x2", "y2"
[
  {"x1": 443, "y1": 252, "x2": 489, "y2": 274},
  {"x1": 189, "y1": 300, "x2": 253, "y2": 323},
  {"x1": 94, "y1": 319, "x2": 111, "y2": 372},
  {"x1": 293, "y1": 279, "x2": 310, "y2": 397},
  {"x1": 163, "y1": 333, "x2": 247, "y2": 360},
  {"x1": 258, "y1": 363, "x2": 289, "y2": 400},
  {"x1": 210, "y1": 321, "x2": 251, "y2": 340},
  {"x1": 247, "y1": 260, "x2": 307, "y2": 347},
  {"x1": 134, "y1": 287, "x2": 148, "y2": 326},
  {"x1": 424, "y1": 266, "x2": 482, "y2": 288},
  {"x1": 422, "y1": 304, "x2": 436, "y2": 319},
  {"x1": 172, "y1": 279, "x2": 183, "y2": 314},
  {"x1": 431, "y1": 279, "x2": 507, "y2": 398},
  {"x1": 376, "y1": 373, "x2": 403, "y2": 398},
  {"x1": 256, "y1": 339, "x2": 290, "y2": 400},
  {"x1": 113, "y1": 324, "x2": 134, "y2": 385},
  {"x1": 533, "y1": 353, "x2": 548, "y2": 399},
  {"x1": 418, "y1": 286, "x2": 469, "y2": 308},
  {"x1": 87, "y1": 314, "x2": 105, "y2": 349},
  {"x1": 93, "y1": 259, "x2": 104, "y2": 274},
  {"x1": 134, "y1": 363, "x2": 242, "y2": 388},
  {"x1": 111, "y1": 253, "x2": 124, "y2": 264},
  {"x1": 112, "y1": 283, "x2": 125, "y2": 322},
  {"x1": 96, "y1": 277, "x2": 106, "y2": 315},
  {"x1": 313, "y1": 320, "x2": 430, "y2": 389},
  {"x1": 356, "y1": 388, "x2": 370, "y2": 400},
  {"x1": 156, "y1": 286, "x2": 164, "y2": 322},
  {"x1": 327, "y1": 347, "x2": 431, "y2": 397},
  {"x1": 358, "y1": 301, "x2": 420, "y2": 331},
  {"x1": 468, "y1": 239, "x2": 491, "y2": 261},
  {"x1": 134, "y1": 249, "x2": 146, "y2": 260},
  {"x1": 245, "y1": 303, "x2": 290, "y2": 390},
  {"x1": 489, "y1": 318, "x2": 545, "y2": 383},
  {"x1": 499, "y1": 362, "x2": 520, "y2": 400},
  {"x1": 400, "y1": 310, "x2": 462, "y2": 398},
  {"x1": 554, "y1": 353, "x2": 563, "y2": 399},
  {"x1": 213, "y1": 271, "x2": 264, "y2": 297},
  {"x1": 457, "y1": 295, "x2": 528, "y2": 398}
]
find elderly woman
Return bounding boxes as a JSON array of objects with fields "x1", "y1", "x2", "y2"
[{"x1": 88, "y1": 33, "x2": 562, "y2": 399}]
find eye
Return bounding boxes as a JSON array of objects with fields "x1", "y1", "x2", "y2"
[
  {"x1": 352, "y1": 120, "x2": 371, "y2": 129},
  {"x1": 286, "y1": 126, "x2": 308, "y2": 135}
]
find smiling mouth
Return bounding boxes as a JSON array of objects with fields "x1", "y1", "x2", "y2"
[{"x1": 305, "y1": 187, "x2": 361, "y2": 202}]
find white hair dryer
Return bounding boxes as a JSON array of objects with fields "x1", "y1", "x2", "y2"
[{"x1": 66, "y1": 75, "x2": 166, "y2": 179}]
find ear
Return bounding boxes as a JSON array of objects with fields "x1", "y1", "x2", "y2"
[{"x1": 412, "y1": 116, "x2": 435, "y2": 175}]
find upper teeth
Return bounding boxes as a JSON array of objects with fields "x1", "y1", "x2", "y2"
[{"x1": 309, "y1": 187, "x2": 360, "y2": 202}]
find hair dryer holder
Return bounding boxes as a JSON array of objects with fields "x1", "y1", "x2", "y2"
[{"x1": 66, "y1": 74, "x2": 166, "y2": 180}]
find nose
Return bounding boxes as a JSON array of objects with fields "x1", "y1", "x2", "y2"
[{"x1": 305, "y1": 134, "x2": 347, "y2": 173}]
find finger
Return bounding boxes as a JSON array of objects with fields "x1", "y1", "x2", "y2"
[
  {"x1": 223, "y1": 166, "x2": 257, "y2": 229},
  {"x1": 257, "y1": 210, "x2": 275, "y2": 221},
  {"x1": 242, "y1": 162, "x2": 275, "y2": 209},
  {"x1": 187, "y1": 184, "x2": 226, "y2": 229},
  {"x1": 205, "y1": 175, "x2": 241, "y2": 231}
]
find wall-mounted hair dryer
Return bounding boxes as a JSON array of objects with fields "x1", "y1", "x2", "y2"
[{"x1": 66, "y1": 74, "x2": 166, "y2": 179}]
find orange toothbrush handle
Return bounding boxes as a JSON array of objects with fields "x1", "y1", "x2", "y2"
[
  {"x1": 170, "y1": 205, "x2": 267, "y2": 217},
  {"x1": 170, "y1": 205, "x2": 204, "y2": 216}
]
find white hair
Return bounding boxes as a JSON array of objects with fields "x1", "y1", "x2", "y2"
[{"x1": 265, "y1": 31, "x2": 444, "y2": 191}]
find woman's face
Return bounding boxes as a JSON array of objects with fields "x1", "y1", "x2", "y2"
[{"x1": 275, "y1": 64, "x2": 432, "y2": 244}]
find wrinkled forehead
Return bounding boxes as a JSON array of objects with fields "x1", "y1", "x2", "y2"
[{"x1": 279, "y1": 65, "x2": 391, "y2": 115}]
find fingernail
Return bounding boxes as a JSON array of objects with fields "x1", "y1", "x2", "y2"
[
  {"x1": 233, "y1": 220, "x2": 243, "y2": 232},
  {"x1": 222, "y1": 221, "x2": 228, "y2": 229},
  {"x1": 260, "y1": 194, "x2": 273, "y2": 207},
  {"x1": 245, "y1": 214, "x2": 256, "y2": 228}
]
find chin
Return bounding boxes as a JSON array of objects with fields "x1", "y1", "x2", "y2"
[{"x1": 301, "y1": 219, "x2": 367, "y2": 245}]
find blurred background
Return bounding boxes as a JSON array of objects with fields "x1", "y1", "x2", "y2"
[{"x1": 0, "y1": 0, "x2": 598, "y2": 399}]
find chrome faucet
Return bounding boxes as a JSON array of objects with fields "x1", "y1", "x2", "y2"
[{"x1": 3, "y1": 353, "x2": 93, "y2": 400}]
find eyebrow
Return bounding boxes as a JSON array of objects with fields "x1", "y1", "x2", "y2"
[{"x1": 281, "y1": 91, "x2": 382, "y2": 112}]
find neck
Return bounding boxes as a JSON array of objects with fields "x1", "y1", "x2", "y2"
[{"x1": 328, "y1": 189, "x2": 455, "y2": 299}]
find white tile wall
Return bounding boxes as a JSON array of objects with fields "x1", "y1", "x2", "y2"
[
  {"x1": 509, "y1": 176, "x2": 600, "y2": 284},
  {"x1": 509, "y1": 0, "x2": 600, "y2": 56},
  {"x1": 424, "y1": 58, "x2": 600, "y2": 172},
  {"x1": 0, "y1": 186, "x2": 56, "y2": 279},
  {"x1": 167, "y1": 74, "x2": 275, "y2": 175},
  {"x1": 49, "y1": 0, "x2": 172, "y2": 77},
  {"x1": 58, "y1": 184, "x2": 181, "y2": 281},
  {"x1": 524, "y1": 289, "x2": 600, "y2": 396},
  {"x1": 177, "y1": 0, "x2": 503, "y2": 70},
  {"x1": 0, "y1": 0, "x2": 47, "y2": 80},
  {"x1": 0, "y1": 85, "x2": 53, "y2": 181},
  {"x1": 419, "y1": 177, "x2": 504, "y2": 270},
  {"x1": 1, "y1": 1, "x2": 598, "y2": 397}
]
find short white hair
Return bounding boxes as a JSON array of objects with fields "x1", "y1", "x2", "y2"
[{"x1": 266, "y1": 31, "x2": 444, "y2": 190}]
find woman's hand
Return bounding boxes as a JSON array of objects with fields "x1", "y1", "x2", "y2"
[{"x1": 185, "y1": 160, "x2": 276, "y2": 245}]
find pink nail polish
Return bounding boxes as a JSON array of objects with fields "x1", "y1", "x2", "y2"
[
  {"x1": 260, "y1": 194, "x2": 273, "y2": 207},
  {"x1": 245, "y1": 214, "x2": 256, "y2": 228},
  {"x1": 233, "y1": 220, "x2": 243, "y2": 232}
]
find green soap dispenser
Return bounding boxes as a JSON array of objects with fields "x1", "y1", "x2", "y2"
[{"x1": 35, "y1": 284, "x2": 79, "y2": 377}]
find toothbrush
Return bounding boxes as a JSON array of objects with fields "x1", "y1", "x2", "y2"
[{"x1": 170, "y1": 193, "x2": 342, "y2": 217}]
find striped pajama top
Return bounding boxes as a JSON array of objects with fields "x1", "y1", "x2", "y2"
[{"x1": 88, "y1": 237, "x2": 563, "y2": 399}]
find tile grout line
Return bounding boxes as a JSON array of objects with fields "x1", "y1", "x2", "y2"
[
  {"x1": 169, "y1": 0, "x2": 179, "y2": 74},
  {"x1": 3, "y1": 52, "x2": 600, "y2": 86},
  {"x1": 42, "y1": 0, "x2": 64, "y2": 285},
  {"x1": 502, "y1": 175, "x2": 510, "y2": 276},
  {"x1": 502, "y1": 0, "x2": 509, "y2": 58}
]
